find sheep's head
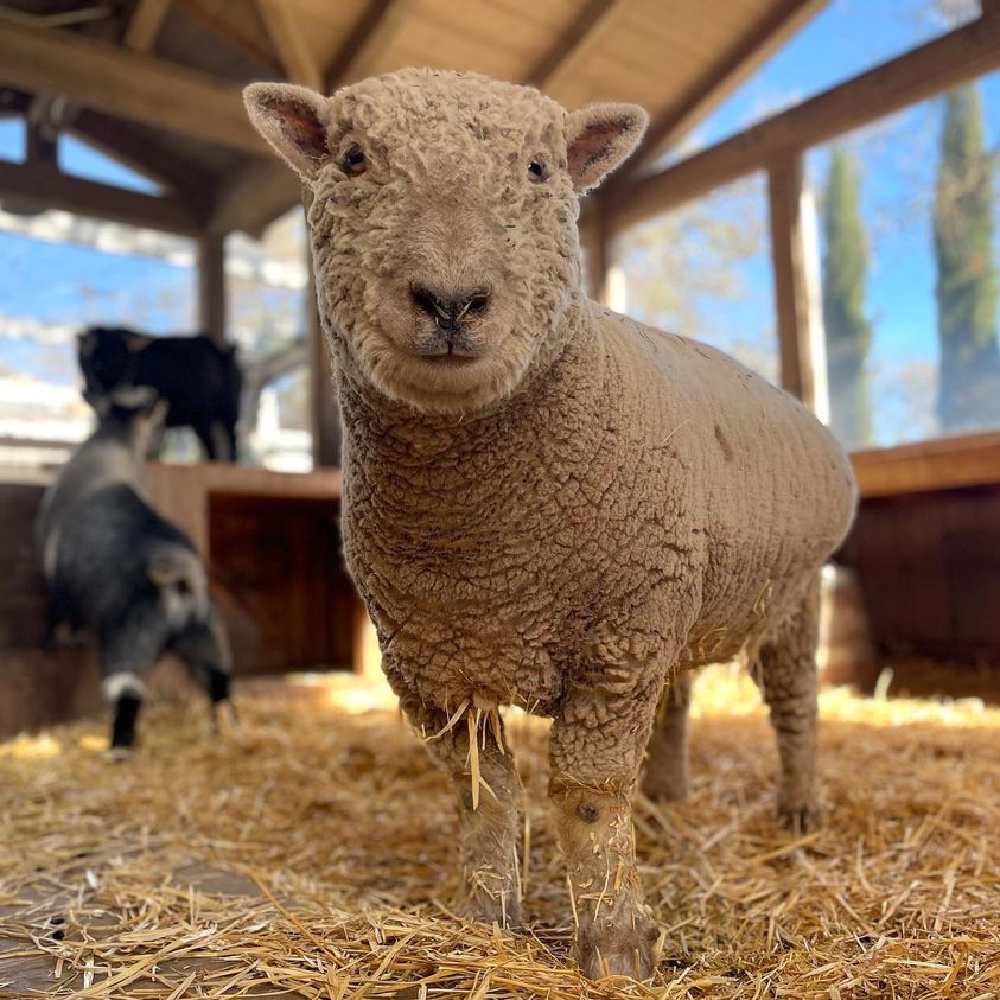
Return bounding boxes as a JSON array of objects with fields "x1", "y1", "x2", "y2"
[{"x1": 245, "y1": 70, "x2": 647, "y2": 414}]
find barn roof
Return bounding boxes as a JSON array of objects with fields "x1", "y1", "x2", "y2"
[{"x1": 0, "y1": 0, "x2": 826, "y2": 238}]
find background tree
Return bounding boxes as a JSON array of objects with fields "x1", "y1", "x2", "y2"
[
  {"x1": 822, "y1": 148, "x2": 873, "y2": 448},
  {"x1": 934, "y1": 84, "x2": 998, "y2": 433}
]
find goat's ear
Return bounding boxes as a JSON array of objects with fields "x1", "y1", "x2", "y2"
[
  {"x1": 564, "y1": 103, "x2": 648, "y2": 193},
  {"x1": 244, "y1": 83, "x2": 331, "y2": 181}
]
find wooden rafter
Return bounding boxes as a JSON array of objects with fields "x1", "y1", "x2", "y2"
[
  {"x1": 256, "y1": 0, "x2": 322, "y2": 90},
  {"x1": 609, "y1": 11, "x2": 1000, "y2": 230},
  {"x1": 206, "y1": 157, "x2": 301, "y2": 238},
  {"x1": 123, "y1": 0, "x2": 173, "y2": 52},
  {"x1": 174, "y1": 0, "x2": 282, "y2": 73},
  {"x1": 0, "y1": 19, "x2": 265, "y2": 153},
  {"x1": 526, "y1": 0, "x2": 625, "y2": 91},
  {"x1": 325, "y1": 0, "x2": 415, "y2": 88},
  {"x1": 613, "y1": 0, "x2": 827, "y2": 183},
  {"x1": 0, "y1": 159, "x2": 201, "y2": 235}
]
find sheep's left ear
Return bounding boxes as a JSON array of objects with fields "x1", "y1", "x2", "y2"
[
  {"x1": 564, "y1": 103, "x2": 648, "y2": 193},
  {"x1": 244, "y1": 82, "x2": 331, "y2": 181}
]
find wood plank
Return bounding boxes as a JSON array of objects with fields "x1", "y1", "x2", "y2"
[
  {"x1": 611, "y1": 13, "x2": 1000, "y2": 229},
  {"x1": 0, "y1": 159, "x2": 201, "y2": 234},
  {"x1": 175, "y1": 0, "x2": 283, "y2": 74},
  {"x1": 851, "y1": 431, "x2": 1000, "y2": 499},
  {"x1": 325, "y1": 0, "x2": 416, "y2": 87},
  {"x1": 206, "y1": 157, "x2": 302, "y2": 237},
  {"x1": 123, "y1": 0, "x2": 173, "y2": 51},
  {"x1": 257, "y1": 0, "x2": 323, "y2": 90},
  {"x1": 525, "y1": 0, "x2": 624, "y2": 89},
  {"x1": 197, "y1": 233, "x2": 227, "y2": 342},
  {"x1": 0, "y1": 18, "x2": 266, "y2": 154},
  {"x1": 615, "y1": 0, "x2": 827, "y2": 182}
]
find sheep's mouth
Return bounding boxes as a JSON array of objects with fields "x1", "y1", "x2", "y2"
[{"x1": 418, "y1": 353, "x2": 480, "y2": 368}]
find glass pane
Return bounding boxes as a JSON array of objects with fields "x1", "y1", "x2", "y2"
[
  {"x1": 0, "y1": 210, "x2": 194, "y2": 465},
  {"x1": 227, "y1": 208, "x2": 312, "y2": 471},
  {"x1": 615, "y1": 172, "x2": 778, "y2": 383},
  {"x1": 810, "y1": 69, "x2": 1000, "y2": 449},
  {"x1": 0, "y1": 118, "x2": 24, "y2": 162},
  {"x1": 59, "y1": 134, "x2": 163, "y2": 195}
]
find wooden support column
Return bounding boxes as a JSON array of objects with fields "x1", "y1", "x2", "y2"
[
  {"x1": 197, "y1": 232, "x2": 226, "y2": 343},
  {"x1": 302, "y1": 199, "x2": 342, "y2": 468},
  {"x1": 768, "y1": 153, "x2": 815, "y2": 408},
  {"x1": 582, "y1": 197, "x2": 613, "y2": 305}
]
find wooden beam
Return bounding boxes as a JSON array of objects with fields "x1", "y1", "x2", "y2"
[
  {"x1": 851, "y1": 430, "x2": 1000, "y2": 498},
  {"x1": 0, "y1": 19, "x2": 266, "y2": 154},
  {"x1": 256, "y1": 0, "x2": 322, "y2": 90},
  {"x1": 768, "y1": 155, "x2": 814, "y2": 407},
  {"x1": 618, "y1": 0, "x2": 827, "y2": 181},
  {"x1": 206, "y1": 157, "x2": 302, "y2": 238},
  {"x1": 580, "y1": 198, "x2": 613, "y2": 304},
  {"x1": 525, "y1": 0, "x2": 623, "y2": 90},
  {"x1": 325, "y1": 0, "x2": 415, "y2": 88},
  {"x1": 0, "y1": 159, "x2": 200, "y2": 235},
  {"x1": 175, "y1": 0, "x2": 283, "y2": 74},
  {"x1": 197, "y1": 233, "x2": 227, "y2": 342},
  {"x1": 123, "y1": 0, "x2": 173, "y2": 52},
  {"x1": 611, "y1": 13, "x2": 1000, "y2": 230}
]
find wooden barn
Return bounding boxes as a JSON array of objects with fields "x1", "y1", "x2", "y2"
[{"x1": 0, "y1": 1, "x2": 999, "y2": 996}]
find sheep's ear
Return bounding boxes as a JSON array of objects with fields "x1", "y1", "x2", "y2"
[
  {"x1": 244, "y1": 83, "x2": 331, "y2": 181},
  {"x1": 564, "y1": 103, "x2": 649, "y2": 193}
]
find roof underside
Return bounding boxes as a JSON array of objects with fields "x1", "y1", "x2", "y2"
[{"x1": 0, "y1": 0, "x2": 826, "y2": 237}]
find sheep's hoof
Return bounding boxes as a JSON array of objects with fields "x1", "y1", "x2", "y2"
[
  {"x1": 578, "y1": 922, "x2": 659, "y2": 981},
  {"x1": 460, "y1": 889, "x2": 522, "y2": 930},
  {"x1": 777, "y1": 800, "x2": 816, "y2": 835}
]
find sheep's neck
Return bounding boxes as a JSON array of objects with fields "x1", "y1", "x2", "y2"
[{"x1": 337, "y1": 302, "x2": 604, "y2": 493}]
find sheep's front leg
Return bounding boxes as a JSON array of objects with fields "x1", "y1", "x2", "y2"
[
  {"x1": 398, "y1": 691, "x2": 521, "y2": 927},
  {"x1": 642, "y1": 669, "x2": 692, "y2": 803},
  {"x1": 549, "y1": 670, "x2": 663, "y2": 980}
]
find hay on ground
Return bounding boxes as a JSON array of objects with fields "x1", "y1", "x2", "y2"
[{"x1": 0, "y1": 664, "x2": 998, "y2": 998}]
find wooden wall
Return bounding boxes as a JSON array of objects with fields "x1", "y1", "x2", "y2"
[{"x1": 0, "y1": 465, "x2": 364, "y2": 739}]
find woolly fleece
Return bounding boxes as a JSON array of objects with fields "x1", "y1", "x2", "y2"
[{"x1": 245, "y1": 69, "x2": 857, "y2": 981}]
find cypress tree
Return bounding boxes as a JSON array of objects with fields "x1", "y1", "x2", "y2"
[
  {"x1": 822, "y1": 149, "x2": 873, "y2": 448},
  {"x1": 935, "y1": 85, "x2": 998, "y2": 433}
]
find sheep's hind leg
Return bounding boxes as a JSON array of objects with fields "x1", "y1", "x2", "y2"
[
  {"x1": 399, "y1": 691, "x2": 521, "y2": 928},
  {"x1": 751, "y1": 576, "x2": 821, "y2": 833},
  {"x1": 549, "y1": 667, "x2": 665, "y2": 980},
  {"x1": 641, "y1": 669, "x2": 692, "y2": 803}
]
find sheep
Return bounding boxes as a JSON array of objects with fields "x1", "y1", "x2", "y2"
[
  {"x1": 36, "y1": 387, "x2": 232, "y2": 752},
  {"x1": 244, "y1": 69, "x2": 857, "y2": 980}
]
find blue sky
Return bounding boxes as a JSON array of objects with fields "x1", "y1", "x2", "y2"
[{"x1": 1, "y1": 1, "x2": 998, "y2": 447}]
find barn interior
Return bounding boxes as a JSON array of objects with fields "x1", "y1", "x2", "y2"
[{"x1": 1, "y1": 0, "x2": 999, "y2": 996}]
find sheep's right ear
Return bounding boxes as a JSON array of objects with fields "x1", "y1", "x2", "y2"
[{"x1": 244, "y1": 83, "x2": 331, "y2": 181}]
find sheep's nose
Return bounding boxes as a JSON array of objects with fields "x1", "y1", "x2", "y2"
[{"x1": 411, "y1": 285, "x2": 491, "y2": 327}]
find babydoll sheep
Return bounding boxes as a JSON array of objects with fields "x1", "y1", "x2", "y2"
[
  {"x1": 37, "y1": 387, "x2": 232, "y2": 751},
  {"x1": 245, "y1": 69, "x2": 856, "y2": 979}
]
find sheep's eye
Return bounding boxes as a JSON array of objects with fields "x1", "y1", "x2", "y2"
[
  {"x1": 528, "y1": 158, "x2": 548, "y2": 182},
  {"x1": 343, "y1": 144, "x2": 367, "y2": 176}
]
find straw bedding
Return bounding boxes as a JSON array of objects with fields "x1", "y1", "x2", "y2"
[{"x1": 1, "y1": 665, "x2": 998, "y2": 998}]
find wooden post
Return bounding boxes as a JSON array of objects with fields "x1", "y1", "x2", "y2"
[
  {"x1": 305, "y1": 245, "x2": 342, "y2": 468},
  {"x1": 582, "y1": 197, "x2": 613, "y2": 305},
  {"x1": 197, "y1": 232, "x2": 226, "y2": 343},
  {"x1": 768, "y1": 153, "x2": 815, "y2": 408}
]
